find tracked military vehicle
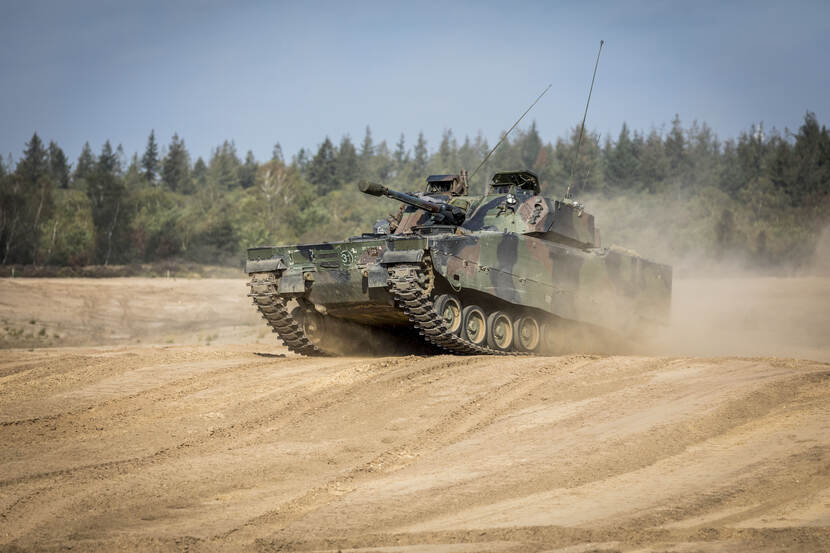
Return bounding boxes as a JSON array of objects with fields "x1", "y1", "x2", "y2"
[{"x1": 246, "y1": 170, "x2": 672, "y2": 356}]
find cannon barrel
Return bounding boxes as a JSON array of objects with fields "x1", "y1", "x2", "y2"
[
  {"x1": 359, "y1": 180, "x2": 441, "y2": 213},
  {"x1": 358, "y1": 180, "x2": 466, "y2": 225}
]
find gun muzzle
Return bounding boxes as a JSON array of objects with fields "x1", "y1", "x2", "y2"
[{"x1": 359, "y1": 180, "x2": 386, "y2": 197}]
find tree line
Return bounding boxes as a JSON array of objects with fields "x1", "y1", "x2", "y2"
[{"x1": 0, "y1": 113, "x2": 828, "y2": 272}]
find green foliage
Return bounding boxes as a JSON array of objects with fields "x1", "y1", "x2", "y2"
[
  {"x1": 83, "y1": 141, "x2": 133, "y2": 265},
  {"x1": 307, "y1": 137, "x2": 337, "y2": 194},
  {"x1": 39, "y1": 189, "x2": 95, "y2": 265},
  {"x1": 130, "y1": 187, "x2": 185, "y2": 260},
  {"x1": 18, "y1": 132, "x2": 49, "y2": 186},
  {"x1": 48, "y1": 141, "x2": 71, "y2": 189},
  {"x1": 13, "y1": 133, "x2": 56, "y2": 264},
  {"x1": 161, "y1": 133, "x2": 191, "y2": 193},
  {"x1": 1, "y1": 112, "x2": 827, "y2": 272},
  {"x1": 413, "y1": 132, "x2": 428, "y2": 177},
  {"x1": 336, "y1": 136, "x2": 359, "y2": 185},
  {"x1": 208, "y1": 141, "x2": 241, "y2": 190},
  {"x1": 72, "y1": 142, "x2": 95, "y2": 190},
  {"x1": 141, "y1": 130, "x2": 159, "y2": 183},
  {"x1": 605, "y1": 123, "x2": 638, "y2": 190},
  {"x1": 239, "y1": 150, "x2": 258, "y2": 189}
]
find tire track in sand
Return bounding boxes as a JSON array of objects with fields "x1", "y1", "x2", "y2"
[{"x1": 220, "y1": 355, "x2": 601, "y2": 541}]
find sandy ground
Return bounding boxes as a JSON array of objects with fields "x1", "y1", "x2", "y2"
[{"x1": 0, "y1": 277, "x2": 829, "y2": 552}]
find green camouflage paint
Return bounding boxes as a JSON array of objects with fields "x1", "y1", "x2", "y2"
[{"x1": 246, "y1": 170, "x2": 671, "y2": 342}]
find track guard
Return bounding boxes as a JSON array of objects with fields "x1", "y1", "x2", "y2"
[
  {"x1": 245, "y1": 256, "x2": 287, "y2": 274},
  {"x1": 380, "y1": 249, "x2": 425, "y2": 264}
]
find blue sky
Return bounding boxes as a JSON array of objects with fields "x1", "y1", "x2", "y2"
[{"x1": 2, "y1": 0, "x2": 828, "y2": 164}]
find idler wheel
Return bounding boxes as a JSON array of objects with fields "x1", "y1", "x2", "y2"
[
  {"x1": 515, "y1": 315, "x2": 541, "y2": 352},
  {"x1": 486, "y1": 311, "x2": 514, "y2": 351},
  {"x1": 461, "y1": 305, "x2": 487, "y2": 345},
  {"x1": 433, "y1": 294, "x2": 462, "y2": 335}
]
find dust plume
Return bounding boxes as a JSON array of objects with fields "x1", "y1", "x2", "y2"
[{"x1": 581, "y1": 191, "x2": 830, "y2": 362}]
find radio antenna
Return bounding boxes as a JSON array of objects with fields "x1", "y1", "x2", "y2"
[
  {"x1": 470, "y1": 83, "x2": 552, "y2": 187},
  {"x1": 566, "y1": 39, "x2": 604, "y2": 200}
]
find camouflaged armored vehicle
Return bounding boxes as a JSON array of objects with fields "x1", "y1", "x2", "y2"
[{"x1": 247, "y1": 170, "x2": 672, "y2": 356}]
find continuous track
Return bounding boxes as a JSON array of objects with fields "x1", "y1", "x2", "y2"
[
  {"x1": 387, "y1": 262, "x2": 525, "y2": 356},
  {"x1": 248, "y1": 260, "x2": 526, "y2": 357},
  {"x1": 247, "y1": 272, "x2": 332, "y2": 357}
]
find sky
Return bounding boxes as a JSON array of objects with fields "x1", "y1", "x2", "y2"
[{"x1": 2, "y1": 0, "x2": 829, "y2": 165}]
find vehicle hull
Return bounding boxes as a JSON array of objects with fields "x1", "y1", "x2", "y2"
[{"x1": 246, "y1": 230, "x2": 671, "y2": 335}]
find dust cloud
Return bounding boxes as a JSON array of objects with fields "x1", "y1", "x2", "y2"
[
  {"x1": 582, "y1": 191, "x2": 830, "y2": 362},
  {"x1": 646, "y1": 276, "x2": 830, "y2": 361}
]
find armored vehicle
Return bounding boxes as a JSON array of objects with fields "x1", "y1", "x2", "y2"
[{"x1": 246, "y1": 170, "x2": 671, "y2": 356}]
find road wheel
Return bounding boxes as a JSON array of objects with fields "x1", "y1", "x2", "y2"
[
  {"x1": 486, "y1": 310, "x2": 514, "y2": 351},
  {"x1": 515, "y1": 315, "x2": 541, "y2": 352},
  {"x1": 461, "y1": 305, "x2": 487, "y2": 345},
  {"x1": 292, "y1": 306, "x2": 326, "y2": 345},
  {"x1": 434, "y1": 294, "x2": 462, "y2": 335}
]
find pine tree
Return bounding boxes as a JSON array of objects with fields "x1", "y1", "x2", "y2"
[
  {"x1": 124, "y1": 153, "x2": 143, "y2": 189},
  {"x1": 457, "y1": 136, "x2": 476, "y2": 174},
  {"x1": 192, "y1": 157, "x2": 208, "y2": 189},
  {"x1": 438, "y1": 130, "x2": 455, "y2": 170},
  {"x1": 142, "y1": 130, "x2": 160, "y2": 183},
  {"x1": 519, "y1": 121, "x2": 543, "y2": 170},
  {"x1": 161, "y1": 133, "x2": 191, "y2": 193},
  {"x1": 293, "y1": 148, "x2": 309, "y2": 174},
  {"x1": 115, "y1": 144, "x2": 126, "y2": 176},
  {"x1": 686, "y1": 121, "x2": 719, "y2": 187},
  {"x1": 372, "y1": 141, "x2": 394, "y2": 183},
  {"x1": 14, "y1": 133, "x2": 54, "y2": 264},
  {"x1": 360, "y1": 126, "x2": 374, "y2": 159},
  {"x1": 48, "y1": 141, "x2": 71, "y2": 189},
  {"x1": 73, "y1": 142, "x2": 95, "y2": 187},
  {"x1": 790, "y1": 111, "x2": 830, "y2": 205},
  {"x1": 638, "y1": 129, "x2": 668, "y2": 191},
  {"x1": 208, "y1": 141, "x2": 241, "y2": 189},
  {"x1": 17, "y1": 132, "x2": 49, "y2": 186},
  {"x1": 664, "y1": 114, "x2": 686, "y2": 178},
  {"x1": 0, "y1": 164, "x2": 25, "y2": 264},
  {"x1": 605, "y1": 122, "x2": 639, "y2": 190},
  {"x1": 394, "y1": 133, "x2": 408, "y2": 167},
  {"x1": 88, "y1": 141, "x2": 126, "y2": 264},
  {"x1": 764, "y1": 131, "x2": 794, "y2": 192},
  {"x1": 336, "y1": 136, "x2": 359, "y2": 184},
  {"x1": 413, "y1": 132, "x2": 428, "y2": 176},
  {"x1": 555, "y1": 126, "x2": 604, "y2": 194},
  {"x1": 718, "y1": 139, "x2": 743, "y2": 198},
  {"x1": 308, "y1": 137, "x2": 337, "y2": 194},
  {"x1": 271, "y1": 142, "x2": 284, "y2": 162},
  {"x1": 239, "y1": 150, "x2": 258, "y2": 189}
]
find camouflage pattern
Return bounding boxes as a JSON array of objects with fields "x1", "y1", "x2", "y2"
[{"x1": 246, "y1": 170, "x2": 671, "y2": 354}]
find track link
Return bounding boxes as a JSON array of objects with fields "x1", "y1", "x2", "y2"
[
  {"x1": 387, "y1": 263, "x2": 526, "y2": 356},
  {"x1": 247, "y1": 272, "x2": 333, "y2": 357}
]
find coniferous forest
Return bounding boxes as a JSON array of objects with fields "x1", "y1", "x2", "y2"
[{"x1": 1, "y1": 113, "x2": 828, "y2": 275}]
